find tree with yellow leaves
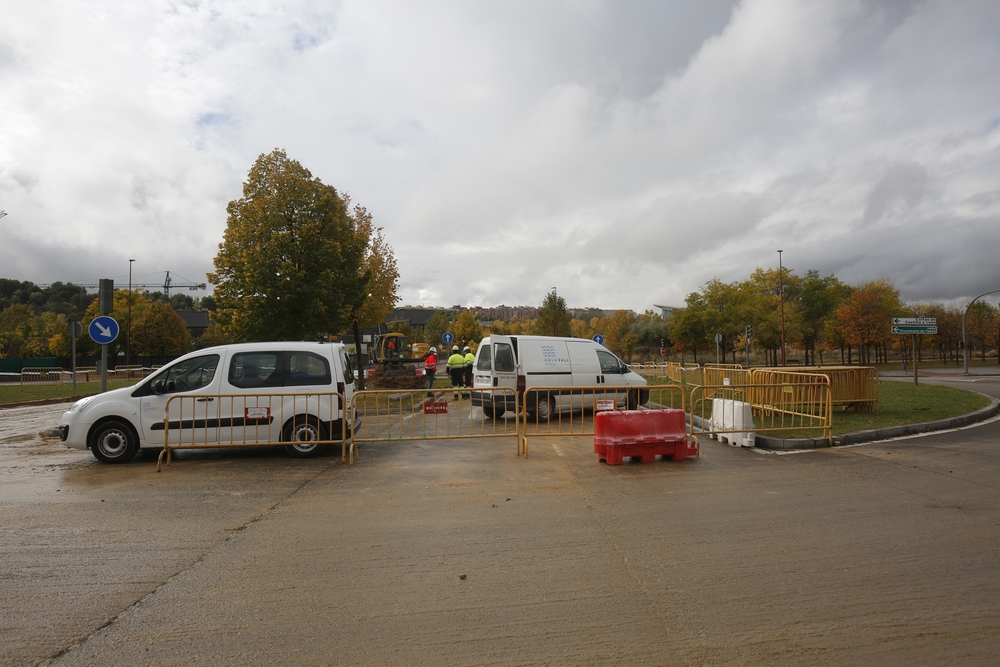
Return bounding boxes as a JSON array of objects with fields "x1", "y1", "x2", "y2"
[{"x1": 209, "y1": 149, "x2": 369, "y2": 342}]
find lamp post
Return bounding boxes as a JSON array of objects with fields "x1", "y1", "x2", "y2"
[
  {"x1": 127, "y1": 259, "x2": 135, "y2": 366},
  {"x1": 962, "y1": 288, "x2": 1000, "y2": 375},
  {"x1": 778, "y1": 250, "x2": 786, "y2": 367}
]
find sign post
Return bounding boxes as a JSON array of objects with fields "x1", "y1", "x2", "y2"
[
  {"x1": 89, "y1": 315, "x2": 120, "y2": 392},
  {"x1": 745, "y1": 325, "x2": 752, "y2": 368},
  {"x1": 892, "y1": 318, "x2": 936, "y2": 386},
  {"x1": 714, "y1": 333, "x2": 723, "y2": 364},
  {"x1": 67, "y1": 321, "x2": 82, "y2": 392}
]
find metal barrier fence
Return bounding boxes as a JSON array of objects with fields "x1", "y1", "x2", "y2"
[
  {"x1": 157, "y1": 391, "x2": 350, "y2": 471},
  {"x1": 689, "y1": 374, "x2": 832, "y2": 444},
  {"x1": 351, "y1": 387, "x2": 519, "y2": 448},
  {"x1": 520, "y1": 385, "x2": 686, "y2": 458},
  {"x1": 753, "y1": 366, "x2": 878, "y2": 412},
  {"x1": 74, "y1": 367, "x2": 98, "y2": 383},
  {"x1": 629, "y1": 362, "x2": 669, "y2": 378},
  {"x1": 702, "y1": 364, "x2": 749, "y2": 395},
  {"x1": 114, "y1": 365, "x2": 146, "y2": 380},
  {"x1": 20, "y1": 367, "x2": 64, "y2": 387},
  {"x1": 638, "y1": 363, "x2": 704, "y2": 385}
]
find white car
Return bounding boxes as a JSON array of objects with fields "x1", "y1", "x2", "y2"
[{"x1": 60, "y1": 341, "x2": 360, "y2": 463}]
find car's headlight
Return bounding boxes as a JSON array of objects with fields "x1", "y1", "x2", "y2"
[{"x1": 69, "y1": 395, "x2": 97, "y2": 413}]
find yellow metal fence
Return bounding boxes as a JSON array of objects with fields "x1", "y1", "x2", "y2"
[
  {"x1": 519, "y1": 385, "x2": 686, "y2": 458},
  {"x1": 350, "y1": 387, "x2": 519, "y2": 447},
  {"x1": 20, "y1": 367, "x2": 65, "y2": 387},
  {"x1": 689, "y1": 373, "x2": 832, "y2": 444},
  {"x1": 157, "y1": 391, "x2": 350, "y2": 471},
  {"x1": 754, "y1": 366, "x2": 878, "y2": 412}
]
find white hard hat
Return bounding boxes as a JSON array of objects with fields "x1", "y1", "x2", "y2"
[
  {"x1": 463, "y1": 346, "x2": 470, "y2": 352},
  {"x1": 452, "y1": 345, "x2": 459, "y2": 352},
  {"x1": 429, "y1": 346, "x2": 436, "y2": 353}
]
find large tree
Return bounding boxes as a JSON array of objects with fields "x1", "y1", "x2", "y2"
[
  {"x1": 209, "y1": 149, "x2": 368, "y2": 342},
  {"x1": 346, "y1": 203, "x2": 399, "y2": 389},
  {"x1": 132, "y1": 300, "x2": 192, "y2": 356},
  {"x1": 535, "y1": 289, "x2": 571, "y2": 337}
]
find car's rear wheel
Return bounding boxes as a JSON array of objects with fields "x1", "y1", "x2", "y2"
[
  {"x1": 90, "y1": 420, "x2": 140, "y2": 464},
  {"x1": 282, "y1": 415, "x2": 328, "y2": 458},
  {"x1": 529, "y1": 394, "x2": 554, "y2": 423}
]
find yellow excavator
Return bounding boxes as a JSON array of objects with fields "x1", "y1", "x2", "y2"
[{"x1": 372, "y1": 333, "x2": 427, "y2": 376}]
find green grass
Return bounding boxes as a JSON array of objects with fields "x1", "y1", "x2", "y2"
[
  {"x1": 641, "y1": 375, "x2": 990, "y2": 436},
  {"x1": 830, "y1": 380, "x2": 990, "y2": 434},
  {"x1": 0, "y1": 381, "x2": 138, "y2": 405}
]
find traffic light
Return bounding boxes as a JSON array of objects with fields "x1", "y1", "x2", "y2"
[
  {"x1": 99, "y1": 279, "x2": 114, "y2": 315},
  {"x1": 745, "y1": 324, "x2": 752, "y2": 339}
]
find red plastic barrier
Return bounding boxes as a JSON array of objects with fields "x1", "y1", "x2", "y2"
[{"x1": 594, "y1": 409, "x2": 697, "y2": 465}]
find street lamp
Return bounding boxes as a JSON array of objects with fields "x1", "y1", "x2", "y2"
[
  {"x1": 962, "y1": 287, "x2": 1000, "y2": 374},
  {"x1": 0, "y1": 211, "x2": 7, "y2": 220},
  {"x1": 127, "y1": 259, "x2": 135, "y2": 366},
  {"x1": 778, "y1": 250, "x2": 786, "y2": 367}
]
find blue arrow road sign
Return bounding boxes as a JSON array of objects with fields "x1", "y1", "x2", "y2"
[
  {"x1": 442, "y1": 331, "x2": 454, "y2": 344},
  {"x1": 592, "y1": 334, "x2": 605, "y2": 345},
  {"x1": 89, "y1": 316, "x2": 120, "y2": 344}
]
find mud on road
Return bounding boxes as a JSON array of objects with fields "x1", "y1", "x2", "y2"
[{"x1": 2, "y1": 395, "x2": 1000, "y2": 666}]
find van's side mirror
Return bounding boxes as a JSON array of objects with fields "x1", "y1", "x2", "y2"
[{"x1": 152, "y1": 379, "x2": 165, "y2": 395}]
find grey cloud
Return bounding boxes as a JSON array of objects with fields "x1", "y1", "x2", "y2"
[
  {"x1": 4, "y1": 0, "x2": 1000, "y2": 313},
  {"x1": 862, "y1": 162, "x2": 929, "y2": 224}
]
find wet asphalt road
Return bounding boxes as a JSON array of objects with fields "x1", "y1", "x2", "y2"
[{"x1": 2, "y1": 379, "x2": 1000, "y2": 666}]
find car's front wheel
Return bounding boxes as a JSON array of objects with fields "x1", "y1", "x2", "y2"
[{"x1": 90, "y1": 420, "x2": 140, "y2": 464}]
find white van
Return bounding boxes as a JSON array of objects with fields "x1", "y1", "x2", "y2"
[
  {"x1": 59, "y1": 341, "x2": 360, "y2": 464},
  {"x1": 471, "y1": 335, "x2": 648, "y2": 420}
]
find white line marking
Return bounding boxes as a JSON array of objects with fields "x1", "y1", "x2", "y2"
[{"x1": 750, "y1": 413, "x2": 1000, "y2": 455}]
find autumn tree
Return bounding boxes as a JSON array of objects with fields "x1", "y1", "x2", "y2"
[
  {"x1": 81, "y1": 289, "x2": 153, "y2": 360},
  {"x1": 423, "y1": 310, "x2": 454, "y2": 347},
  {"x1": 796, "y1": 271, "x2": 847, "y2": 366},
  {"x1": 453, "y1": 310, "x2": 484, "y2": 351},
  {"x1": 535, "y1": 289, "x2": 572, "y2": 337},
  {"x1": 209, "y1": 149, "x2": 368, "y2": 342},
  {"x1": 966, "y1": 301, "x2": 998, "y2": 363},
  {"x1": 132, "y1": 300, "x2": 192, "y2": 356},
  {"x1": 835, "y1": 279, "x2": 903, "y2": 365},
  {"x1": 346, "y1": 203, "x2": 399, "y2": 388}
]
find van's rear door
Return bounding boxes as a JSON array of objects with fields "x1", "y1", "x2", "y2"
[{"x1": 474, "y1": 336, "x2": 517, "y2": 391}]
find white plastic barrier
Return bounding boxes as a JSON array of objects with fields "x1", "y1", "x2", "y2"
[{"x1": 710, "y1": 398, "x2": 756, "y2": 447}]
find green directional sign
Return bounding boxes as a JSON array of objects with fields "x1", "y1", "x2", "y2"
[{"x1": 891, "y1": 325, "x2": 937, "y2": 334}]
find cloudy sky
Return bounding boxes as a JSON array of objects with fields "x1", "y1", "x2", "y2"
[{"x1": 2, "y1": 0, "x2": 999, "y2": 312}]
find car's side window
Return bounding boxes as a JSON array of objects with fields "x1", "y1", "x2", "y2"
[
  {"x1": 597, "y1": 350, "x2": 622, "y2": 375},
  {"x1": 157, "y1": 355, "x2": 220, "y2": 394},
  {"x1": 229, "y1": 353, "x2": 282, "y2": 389},
  {"x1": 494, "y1": 344, "x2": 514, "y2": 372},
  {"x1": 286, "y1": 351, "x2": 333, "y2": 387}
]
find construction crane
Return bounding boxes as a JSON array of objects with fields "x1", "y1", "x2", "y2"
[{"x1": 39, "y1": 271, "x2": 207, "y2": 297}]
